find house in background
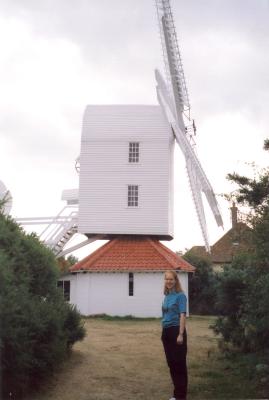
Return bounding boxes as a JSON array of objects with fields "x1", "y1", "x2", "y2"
[
  {"x1": 188, "y1": 204, "x2": 253, "y2": 272},
  {"x1": 59, "y1": 237, "x2": 195, "y2": 317}
]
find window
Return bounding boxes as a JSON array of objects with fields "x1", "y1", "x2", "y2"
[
  {"x1": 128, "y1": 185, "x2": 138, "y2": 207},
  {"x1": 57, "y1": 280, "x2": 70, "y2": 301},
  {"x1": 129, "y1": 142, "x2": 139, "y2": 163},
  {"x1": 129, "y1": 273, "x2": 134, "y2": 296}
]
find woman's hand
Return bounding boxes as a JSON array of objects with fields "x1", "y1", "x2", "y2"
[{"x1": 176, "y1": 333, "x2": 183, "y2": 345}]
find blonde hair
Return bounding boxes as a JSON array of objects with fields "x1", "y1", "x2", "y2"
[{"x1": 163, "y1": 270, "x2": 184, "y2": 295}]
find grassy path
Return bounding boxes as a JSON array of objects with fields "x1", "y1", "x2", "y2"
[{"x1": 26, "y1": 316, "x2": 263, "y2": 400}]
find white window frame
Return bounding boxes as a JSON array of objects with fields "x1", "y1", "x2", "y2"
[
  {"x1": 128, "y1": 142, "x2": 139, "y2": 163},
  {"x1": 128, "y1": 185, "x2": 138, "y2": 207}
]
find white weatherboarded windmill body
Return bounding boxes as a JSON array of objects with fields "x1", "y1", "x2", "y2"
[
  {"x1": 79, "y1": 105, "x2": 174, "y2": 239},
  {"x1": 14, "y1": 0, "x2": 223, "y2": 317}
]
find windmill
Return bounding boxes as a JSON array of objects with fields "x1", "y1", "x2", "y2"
[
  {"x1": 155, "y1": 0, "x2": 223, "y2": 251},
  {"x1": 16, "y1": 0, "x2": 223, "y2": 257}
]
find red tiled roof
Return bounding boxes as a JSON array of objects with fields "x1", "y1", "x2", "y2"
[
  {"x1": 188, "y1": 222, "x2": 253, "y2": 264},
  {"x1": 70, "y1": 237, "x2": 195, "y2": 273}
]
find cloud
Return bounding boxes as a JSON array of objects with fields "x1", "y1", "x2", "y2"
[
  {"x1": 0, "y1": 0, "x2": 160, "y2": 65},
  {"x1": 0, "y1": 0, "x2": 268, "y2": 251},
  {"x1": 171, "y1": 0, "x2": 269, "y2": 124}
]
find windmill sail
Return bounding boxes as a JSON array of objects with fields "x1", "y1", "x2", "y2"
[{"x1": 155, "y1": 0, "x2": 223, "y2": 251}]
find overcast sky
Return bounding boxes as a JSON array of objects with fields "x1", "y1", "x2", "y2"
[{"x1": 0, "y1": 0, "x2": 268, "y2": 257}]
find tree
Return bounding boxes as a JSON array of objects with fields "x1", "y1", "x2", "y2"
[
  {"x1": 264, "y1": 138, "x2": 269, "y2": 151},
  {"x1": 212, "y1": 139, "x2": 269, "y2": 353},
  {"x1": 0, "y1": 213, "x2": 85, "y2": 399},
  {"x1": 183, "y1": 252, "x2": 218, "y2": 315},
  {"x1": 57, "y1": 254, "x2": 79, "y2": 276}
]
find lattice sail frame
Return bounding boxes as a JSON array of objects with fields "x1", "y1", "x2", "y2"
[
  {"x1": 156, "y1": 0, "x2": 190, "y2": 115},
  {"x1": 155, "y1": 0, "x2": 223, "y2": 251}
]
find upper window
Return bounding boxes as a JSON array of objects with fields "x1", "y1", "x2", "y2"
[
  {"x1": 129, "y1": 142, "x2": 139, "y2": 163},
  {"x1": 128, "y1": 185, "x2": 138, "y2": 207}
]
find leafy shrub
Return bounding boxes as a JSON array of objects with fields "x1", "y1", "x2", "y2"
[
  {"x1": 0, "y1": 213, "x2": 86, "y2": 399},
  {"x1": 212, "y1": 139, "x2": 269, "y2": 355},
  {"x1": 183, "y1": 253, "x2": 218, "y2": 315},
  {"x1": 212, "y1": 258, "x2": 269, "y2": 353},
  {"x1": 212, "y1": 261, "x2": 249, "y2": 350},
  {"x1": 64, "y1": 304, "x2": 86, "y2": 348}
]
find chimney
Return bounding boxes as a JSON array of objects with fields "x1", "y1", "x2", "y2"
[{"x1": 230, "y1": 202, "x2": 238, "y2": 229}]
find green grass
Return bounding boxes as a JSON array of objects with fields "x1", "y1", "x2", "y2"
[
  {"x1": 84, "y1": 313, "x2": 160, "y2": 321},
  {"x1": 25, "y1": 316, "x2": 268, "y2": 400}
]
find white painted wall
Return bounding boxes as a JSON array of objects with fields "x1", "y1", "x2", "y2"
[
  {"x1": 78, "y1": 105, "x2": 174, "y2": 238},
  {"x1": 66, "y1": 271, "x2": 189, "y2": 318}
]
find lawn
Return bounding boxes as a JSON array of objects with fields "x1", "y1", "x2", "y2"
[{"x1": 26, "y1": 316, "x2": 265, "y2": 400}]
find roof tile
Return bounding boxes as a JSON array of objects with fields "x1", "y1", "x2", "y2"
[{"x1": 70, "y1": 237, "x2": 195, "y2": 273}]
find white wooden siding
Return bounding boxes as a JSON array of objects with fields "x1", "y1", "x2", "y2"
[
  {"x1": 79, "y1": 105, "x2": 174, "y2": 238},
  {"x1": 67, "y1": 271, "x2": 189, "y2": 317}
]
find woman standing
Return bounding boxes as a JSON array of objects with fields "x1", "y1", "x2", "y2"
[{"x1": 161, "y1": 270, "x2": 188, "y2": 400}]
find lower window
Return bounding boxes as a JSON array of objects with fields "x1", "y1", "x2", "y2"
[
  {"x1": 57, "y1": 280, "x2": 70, "y2": 301},
  {"x1": 129, "y1": 272, "x2": 134, "y2": 296}
]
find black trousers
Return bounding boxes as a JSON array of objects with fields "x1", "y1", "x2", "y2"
[{"x1": 161, "y1": 326, "x2": 188, "y2": 400}]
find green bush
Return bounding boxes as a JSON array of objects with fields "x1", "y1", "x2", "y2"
[
  {"x1": 212, "y1": 261, "x2": 248, "y2": 350},
  {"x1": 0, "y1": 213, "x2": 86, "y2": 399},
  {"x1": 183, "y1": 253, "x2": 218, "y2": 315},
  {"x1": 212, "y1": 139, "x2": 269, "y2": 355},
  {"x1": 212, "y1": 258, "x2": 269, "y2": 353},
  {"x1": 64, "y1": 304, "x2": 87, "y2": 348}
]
